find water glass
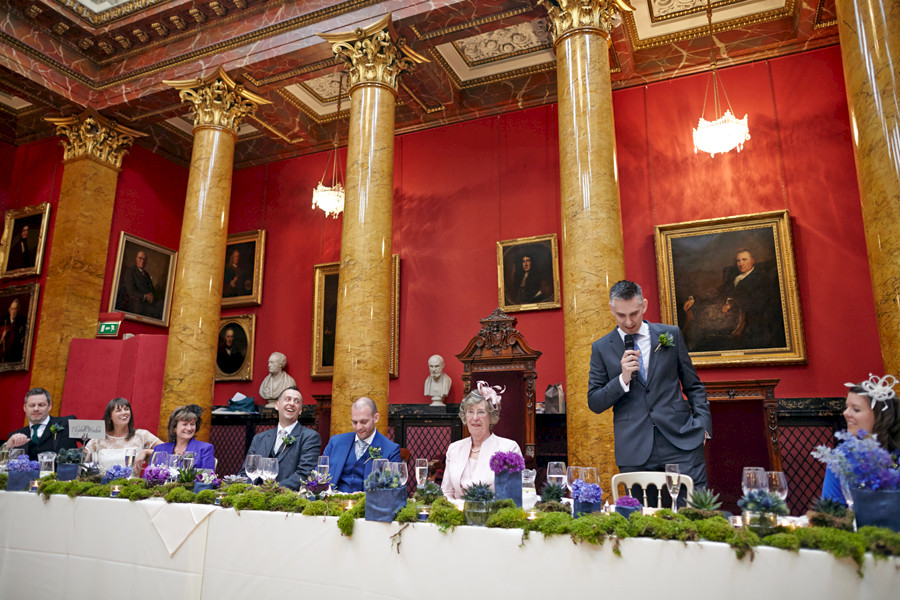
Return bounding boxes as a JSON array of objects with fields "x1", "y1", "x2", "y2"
[
  {"x1": 546, "y1": 461, "x2": 566, "y2": 488},
  {"x1": 244, "y1": 454, "x2": 261, "y2": 483},
  {"x1": 259, "y1": 457, "x2": 278, "y2": 483},
  {"x1": 742, "y1": 467, "x2": 768, "y2": 495},
  {"x1": 396, "y1": 462, "x2": 409, "y2": 486},
  {"x1": 566, "y1": 466, "x2": 583, "y2": 492},
  {"x1": 371, "y1": 458, "x2": 389, "y2": 475},
  {"x1": 9, "y1": 447, "x2": 25, "y2": 461},
  {"x1": 150, "y1": 451, "x2": 169, "y2": 467},
  {"x1": 317, "y1": 455, "x2": 330, "y2": 478},
  {"x1": 414, "y1": 458, "x2": 429, "y2": 488},
  {"x1": 0, "y1": 445, "x2": 9, "y2": 472},
  {"x1": 581, "y1": 467, "x2": 599, "y2": 486},
  {"x1": 124, "y1": 448, "x2": 138, "y2": 469},
  {"x1": 767, "y1": 471, "x2": 789, "y2": 501},
  {"x1": 167, "y1": 454, "x2": 184, "y2": 470},
  {"x1": 181, "y1": 453, "x2": 196, "y2": 471}
]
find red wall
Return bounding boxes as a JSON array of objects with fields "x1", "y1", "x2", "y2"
[{"x1": 0, "y1": 45, "x2": 882, "y2": 438}]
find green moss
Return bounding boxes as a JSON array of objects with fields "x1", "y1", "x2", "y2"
[
  {"x1": 327, "y1": 502, "x2": 345, "y2": 517},
  {"x1": 67, "y1": 481, "x2": 97, "y2": 498},
  {"x1": 338, "y1": 511, "x2": 356, "y2": 537},
  {"x1": 164, "y1": 486, "x2": 197, "y2": 504},
  {"x1": 695, "y1": 516, "x2": 734, "y2": 543},
  {"x1": 193, "y1": 489, "x2": 219, "y2": 505},
  {"x1": 267, "y1": 493, "x2": 304, "y2": 513},
  {"x1": 395, "y1": 502, "x2": 420, "y2": 523},
  {"x1": 525, "y1": 511, "x2": 573, "y2": 536},
  {"x1": 0, "y1": 473, "x2": 7, "y2": 490},
  {"x1": 486, "y1": 507, "x2": 528, "y2": 530},
  {"x1": 679, "y1": 507, "x2": 726, "y2": 522},
  {"x1": 302, "y1": 500, "x2": 328, "y2": 516},
  {"x1": 107, "y1": 477, "x2": 130, "y2": 487},
  {"x1": 127, "y1": 488, "x2": 154, "y2": 501},
  {"x1": 85, "y1": 484, "x2": 112, "y2": 498},
  {"x1": 230, "y1": 490, "x2": 269, "y2": 512},
  {"x1": 39, "y1": 479, "x2": 70, "y2": 498},
  {"x1": 222, "y1": 483, "x2": 253, "y2": 496},
  {"x1": 428, "y1": 497, "x2": 464, "y2": 531},
  {"x1": 729, "y1": 528, "x2": 760, "y2": 560},
  {"x1": 534, "y1": 500, "x2": 569, "y2": 513},
  {"x1": 628, "y1": 513, "x2": 698, "y2": 542},
  {"x1": 492, "y1": 498, "x2": 516, "y2": 511},
  {"x1": 795, "y1": 527, "x2": 866, "y2": 572},
  {"x1": 857, "y1": 526, "x2": 900, "y2": 558},
  {"x1": 569, "y1": 513, "x2": 633, "y2": 545},
  {"x1": 762, "y1": 533, "x2": 800, "y2": 552}
]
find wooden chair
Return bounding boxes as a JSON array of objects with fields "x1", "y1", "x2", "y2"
[{"x1": 611, "y1": 472, "x2": 694, "y2": 508}]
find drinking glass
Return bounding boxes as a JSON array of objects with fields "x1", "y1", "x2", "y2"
[
  {"x1": 181, "y1": 453, "x2": 195, "y2": 471},
  {"x1": 244, "y1": 454, "x2": 261, "y2": 484},
  {"x1": 150, "y1": 451, "x2": 169, "y2": 467},
  {"x1": 9, "y1": 447, "x2": 25, "y2": 460},
  {"x1": 124, "y1": 448, "x2": 138, "y2": 469},
  {"x1": 665, "y1": 464, "x2": 681, "y2": 512},
  {"x1": 767, "y1": 471, "x2": 789, "y2": 501},
  {"x1": 167, "y1": 454, "x2": 184, "y2": 470},
  {"x1": 565, "y1": 466, "x2": 583, "y2": 492},
  {"x1": 81, "y1": 449, "x2": 97, "y2": 475},
  {"x1": 742, "y1": 467, "x2": 768, "y2": 495},
  {"x1": 0, "y1": 445, "x2": 10, "y2": 472},
  {"x1": 414, "y1": 458, "x2": 429, "y2": 488},
  {"x1": 259, "y1": 457, "x2": 278, "y2": 483},
  {"x1": 371, "y1": 458, "x2": 389, "y2": 475},
  {"x1": 546, "y1": 461, "x2": 566, "y2": 488},
  {"x1": 581, "y1": 467, "x2": 599, "y2": 486},
  {"x1": 316, "y1": 455, "x2": 330, "y2": 478},
  {"x1": 396, "y1": 462, "x2": 409, "y2": 486}
]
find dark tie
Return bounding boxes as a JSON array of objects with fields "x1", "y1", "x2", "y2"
[{"x1": 31, "y1": 424, "x2": 40, "y2": 443}]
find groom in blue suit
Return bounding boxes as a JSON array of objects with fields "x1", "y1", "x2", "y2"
[
  {"x1": 588, "y1": 280, "x2": 712, "y2": 494},
  {"x1": 323, "y1": 397, "x2": 401, "y2": 493}
]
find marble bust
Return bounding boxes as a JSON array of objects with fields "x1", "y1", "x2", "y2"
[
  {"x1": 424, "y1": 354, "x2": 451, "y2": 406},
  {"x1": 259, "y1": 352, "x2": 297, "y2": 408}
]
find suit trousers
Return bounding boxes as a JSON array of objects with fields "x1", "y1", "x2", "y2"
[{"x1": 618, "y1": 427, "x2": 708, "y2": 507}]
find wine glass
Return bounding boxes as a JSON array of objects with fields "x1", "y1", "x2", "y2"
[
  {"x1": 546, "y1": 461, "x2": 566, "y2": 488},
  {"x1": 396, "y1": 462, "x2": 409, "y2": 487},
  {"x1": 167, "y1": 454, "x2": 184, "y2": 470},
  {"x1": 742, "y1": 467, "x2": 768, "y2": 495},
  {"x1": 371, "y1": 458, "x2": 388, "y2": 475},
  {"x1": 9, "y1": 447, "x2": 25, "y2": 461},
  {"x1": 316, "y1": 455, "x2": 330, "y2": 478},
  {"x1": 150, "y1": 451, "x2": 169, "y2": 467},
  {"x1": 0, "y1": 445, "x2": 9, "y2": 472},
  {"x1": 581, "y1": 467, "x2": 599, "y2": 486},
  {"x1": 124, "y1": 448, "x2": 138, "y2": 469},
  {"x1": 414, "y1": 458, "x2": 429, "y2": 488},
  {"x1": 767, "y1": 471, "x2": 789, "y2": 501},
  {"x1": 665, "y1": 464, "x2": 681, "y2": 512},
  {"x1": 181, "y1": 453, "x2": 195, "y2": 471},
  {"x1": 566, "y1": 466, "x2": 583, "y2": 493},
  {"x1": 244, "y1": 454, "x2": 261, "y2": 484},
  {"x1": 259, "y1": 457, "x2": 278, "y2": 483}
]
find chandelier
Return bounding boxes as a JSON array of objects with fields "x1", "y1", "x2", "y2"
[
  {"x1": 312, "y1": 73, "x2": 346, "y2": 218},
  {"x1": 692, "y1": 0, "x2": 750, "y2": 157}
]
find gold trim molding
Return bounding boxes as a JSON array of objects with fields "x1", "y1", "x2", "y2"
[
  {"x1": 164, "y1": 67, "x2": 271, "y2": 133},
  {"x1": 45, "y1": 107, "x2": 146, "y2": 169}
]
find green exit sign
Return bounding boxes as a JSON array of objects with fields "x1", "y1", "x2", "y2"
[{"x1": 97, "y1": 322, "x2": 120, "y2": 337}]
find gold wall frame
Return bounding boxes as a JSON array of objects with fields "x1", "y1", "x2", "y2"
[
  {"x1": 215, "y1": 314, "x2": 255, "y2": 382},
  {"x1": 311, "y1": 254, "x2": 399, "y2": 380},
  {"x1": 0, "y1": 202, "x2": 51, "y2": 279},
  {"x1": 0, "y1": 282, "x2": 40, "y2": 372},
  {"x1": 655, "y1": 210, "x2": 806, "y2": 367},
  {"x1": 497, "y1": 233, "x2": 561, "y2": 313},
  {"x1": 221, "y1": 229, "x2": 266, "y2": 307},
  {"x1": 109, "y1": 232, "x2": 178, "y2": 327}
]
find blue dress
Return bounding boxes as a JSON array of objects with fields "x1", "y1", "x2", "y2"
[{"x1": 821, "y1": 467, "x2": 845, "y2": 504}]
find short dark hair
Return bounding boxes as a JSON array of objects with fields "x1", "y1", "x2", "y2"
[
  {"x1": 736, "y1": 248, "x2": 754, "y2": 258},
  {"x1": 609, "y1": 280, "x2": 643, "y2": 305},
  {"x1": 166, "y1": 404, "x2": 204, "y2": 443},
  {"x1": 278, "y1": 386, "x2": 301, "y2": 401},
  {"x1": 103, "y1": 397, "x2": 135, "y2": 439},
  {"x1": 24, "y1": 387, "x2": 51, "y2": 405}
]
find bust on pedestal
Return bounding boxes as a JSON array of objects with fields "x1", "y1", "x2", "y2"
[
  {"x1": 424, "y1": 354, "x2": 451, "y2": 406},
  {"x1": 259, "y1": 352, "x2": 297, "y2": 410}
]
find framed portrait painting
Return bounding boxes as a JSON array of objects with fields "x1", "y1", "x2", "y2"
[
  {"x1": 0, "y1": 202, "x2": 51, "y2": 279},
  {"x1": 497, "y1": 234, "x2": 561, "y2": 313},
  {"x1": 109, "y1": 232, "x2": 177, "y2": 327},
  {"x1": 0, "y1": 282, "x2": 39, "y2": 372},
  {"x1": 215, "y1": 314, "x2": 255, "y2": 382},
  {"x1": 221, "y1": 230, "x2": 265, "y2": 307},
  {"x1": 311, "y1": 255, "x2": 399, "y2": 380},
  {"x1": 654, "y1": 210, "x2": 806, "y2": 367}
]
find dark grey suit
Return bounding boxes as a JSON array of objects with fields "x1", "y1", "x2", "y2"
[
  {"x1": 239, "y1": 423, "x2": 321, "y2": 491},
  {"x1": 8, "y1": 415, "x2": 79, "y2": 461},
  {"x1": 588, "y1": 322, "x2": 711, "y2": 487}
]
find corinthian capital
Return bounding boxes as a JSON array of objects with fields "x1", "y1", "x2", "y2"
[
  {"x1": 163, "y1": 67, "x2": 270, "y2": 133},
  {"x1": 537, "y1": 0, "x2": 635, "y2": 45},
  {"x1": 45, "y1": 108, "x2": 146, "y2": 170},
  {"x1": 319, "y1": 13, "x2": 428, "y2": 92}
]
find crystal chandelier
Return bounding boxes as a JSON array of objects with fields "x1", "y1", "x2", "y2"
[
  {"x1": 312, "y1": 73, "x2": 346, "y2": 218},
  {"x1": 692, "y1": 0, "x2": 750, "y2": 157}
]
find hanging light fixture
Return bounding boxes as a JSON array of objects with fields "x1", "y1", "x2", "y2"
[
  {"x1": 312, "y1": 73, "x2": 346, "y2": 218},
  {"x1": 692, "y1": 0, "x2": 750, "y2": 157}
]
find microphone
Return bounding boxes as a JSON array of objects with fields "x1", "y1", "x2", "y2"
[{"x1": 624, "y1": 334, "x2": 635, "y2": 352}]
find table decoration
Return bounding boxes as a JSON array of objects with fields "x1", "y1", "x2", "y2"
[
  {"x1": 738, "y1": 489, "x2": 788, "y2": 536},
  {"x1": 110, "y1": 485, "x2": 122, "y2": 497},
  {"x1": 193, "y1": 472, "x2": 222, "y2": 494},
  {"x1": 572, "y1": 479, "x2": 604, "y2": 517},
  {"x1": 102, "y1": 464, "x2": 132, "y2": 484},
  {"x1": 807, "y1": 497, "x2": 855, "y2": 531},
  {"x1": 364, "y1": 469, "x2": 406, "y2": 522},
  {"x1": 305, "y1": 470, "x2": 332, "y2": 501},
  {"x1": 417, "y1": 505, "x2": 431, "y2": 521},
  {"x1": 461, "y1": 482, "x2": 494, "y2": 526},
  {"x1": 144, "y1": 464, "x2": 174, "y2": 486},
  {"x1": 615, "y1": 495, "x2": 642, "y2": 519},
  {"x1": 490, "y1": 450, "x2": 525, "y2": 507},
  {"x1": 6, "y1": 456, "x2": 40, "y2": 491},
  {"x1": 56, "y1": 448, "x2": 81, "y2": 481},
  {"x1": 37, "y1": 451, "x2": 57, "y2": 478}
]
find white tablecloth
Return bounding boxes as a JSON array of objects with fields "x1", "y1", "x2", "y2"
[{"x1": 2, "y1": 491, "x2": 898, "y2": 599}]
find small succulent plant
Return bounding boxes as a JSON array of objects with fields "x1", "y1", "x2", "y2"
[
  {"x1": 56, "y1": 448, "x2": 83, "y2": 465},
  {"x1": 540, "y1": 483, "x2": 566, "y2": 503},
  {"x1": 688, "y1": 488, "x2": 723, "y2": 511},
  {"x1": 414, "y1": 481, "x2": 444, "y2": 505},
  {"x1": 810, "y1": 496, "x2": 848, "y2": 517},
  {"x1": 462, "y1": 481, "x2": 495, "y2": 502}
]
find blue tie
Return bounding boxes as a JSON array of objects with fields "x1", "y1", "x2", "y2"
[{"x1": 637, "y1": 337, "x2": 647, "y2": 383}]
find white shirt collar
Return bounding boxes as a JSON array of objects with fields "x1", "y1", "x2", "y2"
[
  {"x1": 356, "y1": 431, "x2": 377, "y2": 446},
  {"x1": 277, "y1": 422, "x2": 298, "y2": 437},
  {"x1": 616, "y1": 321, "x2": 650, "y2": 341}
]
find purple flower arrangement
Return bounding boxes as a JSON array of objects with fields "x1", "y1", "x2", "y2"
[
  {"x1": 306, "y1": 471, "x2": 332, "y2": 495},
  {"x1": 489, "y1": 451, "x2": 525, "y2": 474},
  {"x1": 105, "y1": 465, "x2": 132, "y2": 480},
  {"x1": 195, "y1": 472, "x2": 222, "y2": 487},
  {"x1": 143, "y1": 465, "x2": 172, "y2": 486},
  {"x1": 571, "y1": 479, "x2": 604, "y2": 503},
  {"x1": 615, "y1": 495, "x2": 642, "y2": 508},
  {"x1": 7, "y1": 456, "x2": 40, "y2": 472},
  {"x1": 813, "y1": 430, "x2": 900, "y2": 491}
]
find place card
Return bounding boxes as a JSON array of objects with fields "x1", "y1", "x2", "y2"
[{"x1": 68, "y1": 420, "x2": 105, "y2": 439}]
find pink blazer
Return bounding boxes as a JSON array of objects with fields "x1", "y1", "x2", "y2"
[{"x1": 441, "y1": 433, "x2": 522, "y2": 500}]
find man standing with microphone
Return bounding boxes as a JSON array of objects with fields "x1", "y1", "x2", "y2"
[{"x1": 588, "y1": 280, "x2": 712, "y2": 497}]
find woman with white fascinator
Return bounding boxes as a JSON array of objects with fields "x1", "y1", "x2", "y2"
[{"x1": 441, "y1": 381, "x2": 523, "y2": 500}]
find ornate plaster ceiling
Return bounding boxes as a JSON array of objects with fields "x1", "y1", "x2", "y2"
[{"x1": 0, "y1": 0, "x2": 839, "y2": 168}]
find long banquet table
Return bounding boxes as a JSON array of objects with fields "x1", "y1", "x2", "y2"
[{"x1": 1, "y1": 491, "x2": 897, "y2": 599}]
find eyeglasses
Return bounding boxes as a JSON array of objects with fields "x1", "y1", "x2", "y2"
[{"x1": 465, "y1": 410, "x2": 488, "y2": 418}]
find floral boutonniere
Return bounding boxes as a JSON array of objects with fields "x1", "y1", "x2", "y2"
[
  {"x1": 365, "y1": 446, "x2": 382, "y2": 464},
  {"x1": 49, "y1": 423, "x2": 65, "y2": 439},
  {"x1": 282, "y1": 434, "x2": 296, "y2": 447},
  {"x1": 654, "y1": 332, "x2": 674, "y2": 352}
]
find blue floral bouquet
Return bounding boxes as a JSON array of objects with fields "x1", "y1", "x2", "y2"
[
  {"x1": 572, "y1": 479, "x2": 604, "y2": 517},
  {"x1": 104, "y1": 464, "x2": 132, "y2": 481},
  {"x1": 7, "y1": 456, "x2": 40, "y2": 472},
  {"x1": 5, "y1": 456, "x2": 40, "y2": 491},
  {"x1": 812, "y1": 430, "x2": 900, "y2": 491},
  {"x1": 490, "y1": 451, "x2": 525, "y2": 506}
]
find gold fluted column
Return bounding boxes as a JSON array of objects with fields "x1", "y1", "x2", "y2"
[
  {"x1": 320, "y1": 15, "x2": 427, "y2": 434},
  {"x1": 160, "y1": 68, "x2": 269, "y2": 441},
  {"x1": 32, "y1": 109, "x2": 145, "y2": 415},
  {"x1": 834, "y1": 0, "x2": 900, "y2": 375},
  {"x1": 538, "y1": 0, "x2": 633, "y2": 487}
]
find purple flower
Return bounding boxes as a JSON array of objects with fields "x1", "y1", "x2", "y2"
[
  {"x1": 105, "y1": 465, "x2": 132, "y2": 480},
  {"x1": 615, "y1": 495, "x2": 642, "y2": 508},
  {"x1": 195, "y1": 472, "x2": 222, "y2": 487},
  {"x1": 812, "y1": 430, "x2": 900, "y2": 491},
  {"x1": 571, "y1": 479, "x2": 604, "y2": 503},
  {"x1": 7, "y1": 456, "x2": 40, "y2": 472},
  {"x1": 305, "y1": 471, "x2": 332, "y2": 495},
  {"x1": 143, "y1": 465, "x2": 172, "y2": 486},
  {"x1": 489, "y1": 451, "x2": 525, "y2": 474}
]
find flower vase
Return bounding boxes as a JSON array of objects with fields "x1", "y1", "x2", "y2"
[
  {"x1": 365, "y1": 488, "x2": 407, "y2": 522},
  {"x1": 56, "y1": 464, "x2": 80, "y2": 481},
  {"x1": 850, "y1": 489, "x2": 900, "y2": 532},
  {"x1": 6, "y1": 470, "x2": 40, "y2": 491},
  {"x1": 573, "y1": 500, "x2": 604, "y2": 518},
  {"x1": 463, "y1": 500, "x2": 490, "y2": 526},
  {"x1": 615, "y1": 505, "x2": 641, "y2": 519},
  {"x1": 742, "y1": 511, "x2": 777, "y2": 536},
  {"x1": 494, "y1": 470, "x2": 523, "y2": 507},
  {"x1": 193, "y1": 482, "x2": 214, "y2": 494}
]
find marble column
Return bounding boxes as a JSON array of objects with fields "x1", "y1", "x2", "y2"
[
  {"x1": 32, "y1": 109, "x2": 145, "y2": 416},
  {"x1": 539, "y1": 0, "x2": 633, "y2": 488},
  {"x1": 319, "y1": 15, "x2": 427, "y2": 434},
  {"x1": 834, "y1": 0, "x2": 900, "y2": 375},
  {"x1": 160, "y1": 68, "x2": 269, "y2": 441}
]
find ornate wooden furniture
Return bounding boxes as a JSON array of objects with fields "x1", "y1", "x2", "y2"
[{"x1": 456, "y1": 308, "x2": 542, "y2": 460}]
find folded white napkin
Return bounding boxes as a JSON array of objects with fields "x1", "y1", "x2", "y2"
[{"x1": 140, "y1": 500, "x2": 217, "y2": 556}]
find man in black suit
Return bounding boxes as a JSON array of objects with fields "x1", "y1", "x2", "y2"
[
  {"x1": 6, "y1": 224, "x2": 34, "y2": 271},
  {"x1": 0, "y1": 298, "x2": 27, "y2": 363},
  {"x1": 239, "y1": 386, "x2": 320, "y2": 491},
  {"x1": 588, "y1": 280, "x2": 712, "y2": 496},
  {"x1": 216, "y1": 328, "x2": 244, "y2": 374},
  {"x1": 123, "y1": 251, "x2": 159, "y2": 318},
  {"x1": 6, "y1": 388, "x2": 79, "y2": 460}
]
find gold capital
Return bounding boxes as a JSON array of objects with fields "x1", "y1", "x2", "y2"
[
  {"x1": 163, "y1": 66, "x2": 270, "y2": 133},
  {"x1": 537, "y1": 0, "x2": 635, "y2": 47},
  {"x1": 45, "y1": 108, "x2": 146, "y2": 170},
  {"x1": 319, "y1": 13, "x2": 428, "y2": 92}
]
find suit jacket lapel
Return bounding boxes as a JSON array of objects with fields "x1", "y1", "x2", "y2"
[{"x1": 645, "y1": 322, "x2": 660, "y2": 385}]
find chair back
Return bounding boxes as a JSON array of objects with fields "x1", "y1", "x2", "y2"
[{"x1": 611, "y1": 471, "x2": 694, "y2": 507}]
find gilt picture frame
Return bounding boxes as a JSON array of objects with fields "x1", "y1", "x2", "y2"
[
  {"x1": 0, "y1": 282, "x2": 40, "y2": 372},
  {"x1": 221, "y1": 230, "x2": 266, "y2": 307},
  {"x1": 109, "y1": 232, "x2": 177, "y2": 327},
  {"x1": 497, "y1": 234, "x2": 561, "y2": 313},
  {"x1": 0, "y1": 202, "x2": 51, "y2": 279},
  {"x1": 215, "y1": 314, "x2": 255, "y2": 382}
]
